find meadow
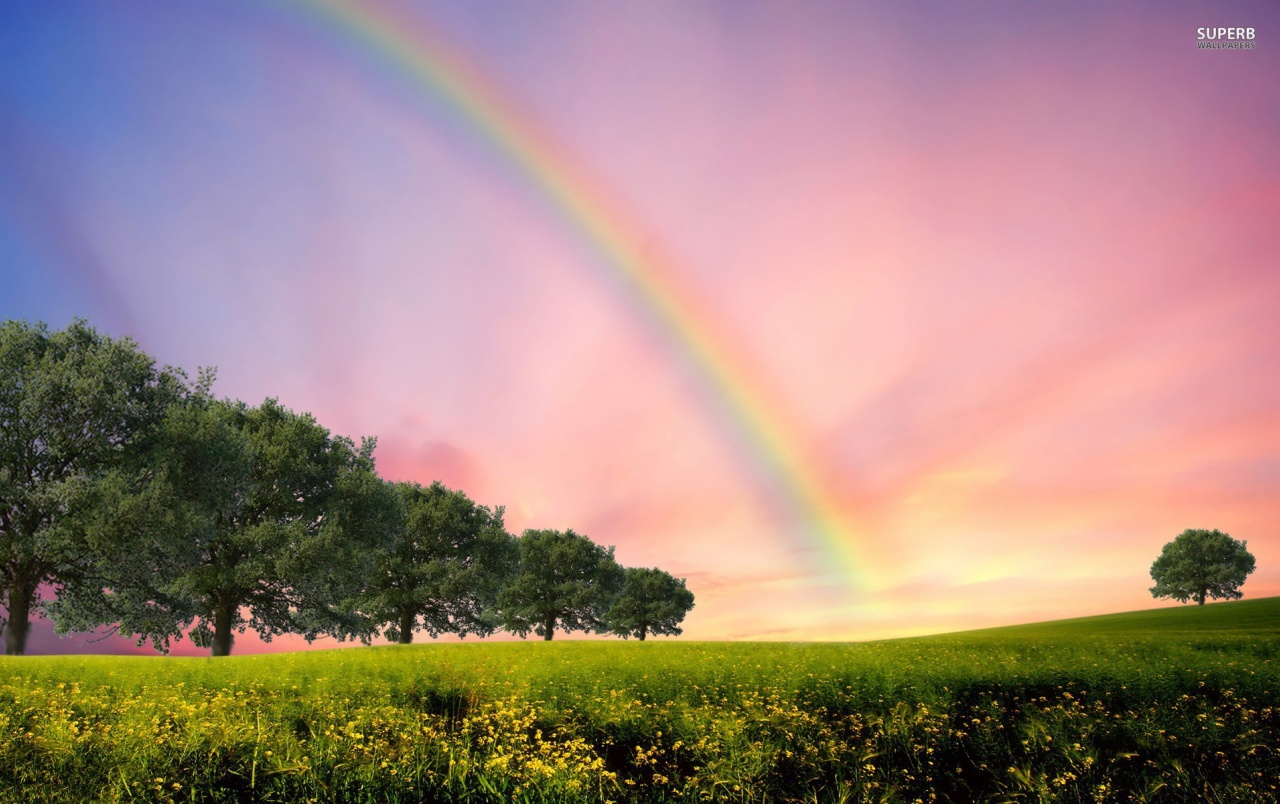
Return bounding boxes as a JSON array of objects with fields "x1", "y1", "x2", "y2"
[{"x1": 1, "y1": 598, "x2": 1277, "y2": 803}]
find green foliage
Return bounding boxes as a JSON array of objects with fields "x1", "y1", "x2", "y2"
[
  {"x1": 50, "y1": 395, "x2": 391, "y2": 656},
  {"x1": 2, "y1": 319, "x2": 693, "y2": 656},
  {"x1": 1, "y1": 597, "x2": 1278, "y2": 802},
  {"x1": 498, "y1": 529, "x2": 623, "y2": 640},
  {"x1": 1150, "y1": 528, "x2": 1256, "y2": 605},
  {"x1": 0, "y1": 319, "x2": 187, "y2": 655},
  {"x1": 607, "y1": 567, "x2": 694, "y2": 641},
  {"x1": 359, "y1": 481, "x2": 516, "y2": 643}
]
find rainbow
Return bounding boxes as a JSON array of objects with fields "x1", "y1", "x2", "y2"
[{"x1": 278, "y1": 0, "x2": 868, "y2": 590}]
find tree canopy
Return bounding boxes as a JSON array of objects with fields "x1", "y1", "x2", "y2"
[
  {"x1": 497, "y1": 529, "x2": 623, "y2": 640},
  {"x1": 359, "y1": 481, "x2": 515, "y2": 644},
  {"x1": 4, "y1": 319, "x2": 696, "y2": 654},
  {"x1": 1149, "y1": 528, "x2": 1256, "y2": 606},
  {"x1": 607, "y1": 567, "x2": 695, "y2": 641},
  {"x1": 51, "y1": 395, "x2": 393, "y2": 655},
  {"x1": 0, "y1": 319, "x2": 187, "y2": 655}
]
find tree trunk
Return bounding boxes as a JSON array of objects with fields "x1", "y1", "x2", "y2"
[
  {"x1": 638, "y1": 625, "x2": 647, "y2": 642},
  {"x1": 543, "y1": 615, "x2": 555, "y2": 641},
  {"x1": 398, "y1": 608, "x2": 416, "y2": 644},
  {"x1": 1197, "y1": 590, "x2": 1207, "y2": 605},
  {"x1": 4, "y1": 581, "x2": 34, "y2": 656},
  {"x1": 212, "y1": 599, "x2": 235, "y2": 657}
]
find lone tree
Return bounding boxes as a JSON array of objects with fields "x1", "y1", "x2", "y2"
[
  {"x1": 1150, "y1": 528, "x2": 1256, "y2": 606},
  {"x1": 497, "y1": 529, "x2": 622, "y2": 640},
  {"x1": 607, "y1": 566, "x2": 694, "y2": 641},
  {"x1": 360, "y1": 481, "x2": 515, "y2": 644},
  {"x1": 50, "y1": 394, "x2": 394, "y2": 655},
  {"x1": 0, "y1": 319, "x2": 186, "y2": 655}
]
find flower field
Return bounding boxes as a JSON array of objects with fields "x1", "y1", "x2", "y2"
[{"x1": 2, "y1": 598, "x2": 1278, "y2": 802}]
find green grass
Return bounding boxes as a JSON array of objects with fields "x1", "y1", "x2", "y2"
[
  {"x1": 2, "y1": 599, "x2": 1278, "y2": 802},
  {"x1": 966, "y1": 596, "x2": 1280, "y2": 636}
]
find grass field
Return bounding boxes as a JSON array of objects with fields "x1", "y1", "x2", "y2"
[{"x1": 2, "y1": 598, "x2": 1278, "y2": 802}]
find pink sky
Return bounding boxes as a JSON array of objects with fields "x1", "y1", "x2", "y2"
[{"x1": 2, "y1": 1, "x2": 1278, "y2": 654}]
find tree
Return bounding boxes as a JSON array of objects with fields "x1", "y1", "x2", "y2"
[
  {"x1": 359, "y1": 481, "x2": 515, "y2": 644},
  {"x1": 497, "y1": 529, "x2": 622, "y2": 640},
  {"x1": 50, "y1": 395, "x2": 394, "y2": 655},
  {"x1": 0, "y1": 319, "x2": 187, "y2": 655},
  {"x1": 1150, "y1": 528, "x2": 1256, "y2": 606},
  {"x1": 607, "y1": 567, "x2": 694, "y2": 641}
]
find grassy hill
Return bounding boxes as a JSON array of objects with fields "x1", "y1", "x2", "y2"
[
  {"x1": 2, "y1": 598, "x2": 1277, "y2": 802},
  {"x1": 962, "y1": 595, "x2": 1280, "y2": 637}
]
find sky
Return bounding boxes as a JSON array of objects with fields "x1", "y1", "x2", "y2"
[{"x1": 2, "y1": 1, "x2": 1279, "y2": 655}]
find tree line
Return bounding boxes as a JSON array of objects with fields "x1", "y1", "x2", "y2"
[{"x1": 1, "y1": 320, "x2": 694, "y2": 656}]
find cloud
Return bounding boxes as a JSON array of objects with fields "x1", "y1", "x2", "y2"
[{"x1": 374, "y1": 438, "x2": 482, "y2": 491}]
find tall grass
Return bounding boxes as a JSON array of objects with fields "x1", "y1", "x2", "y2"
[{"x1": 2, "y1": 598, "x2": 1278, "y2": 802}]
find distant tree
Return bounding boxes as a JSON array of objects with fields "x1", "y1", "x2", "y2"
[
  {"x1": 50, "y1": 395, "x2": 394, "y2": 655},
  {"x1": 359, "y1": 481, "x2": 515, "y2": 644},
  {"x1": 607, "y1": 567, "x2": 694, "y2": 641},
  {"x1": 0, "y1": 319, "x2": 187, "y2": 655},
  {"x1": 497, "y1": 529, "x2": 623, "y2": 641},
  {"x1": 1150, "y1": 528, "x2": 1256, "y2": 606}
]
